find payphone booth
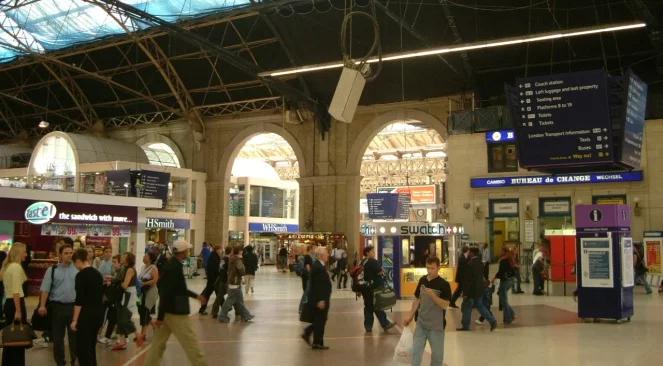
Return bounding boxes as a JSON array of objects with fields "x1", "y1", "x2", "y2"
[{"x1": 575, "y1": 205, "x2": 634, "y2": 322}]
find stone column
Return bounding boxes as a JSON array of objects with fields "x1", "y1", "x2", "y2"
[
  {"x1": 205, "y1": 180, "x2": 227, "y2": 247},
  {"x1": 297, "y1": 174, "x2": 362, "y2": 260}
]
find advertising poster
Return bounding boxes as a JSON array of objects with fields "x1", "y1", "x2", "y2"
[
  {"x1": 645, "y1": 239, "x2": 662, "y2": 274},
  {"x1": 621, "y1": 237, "x2": 634, "y2": 287},
  {"x1": 580, "y1": 237, "x2": 613, "y2": 288}
]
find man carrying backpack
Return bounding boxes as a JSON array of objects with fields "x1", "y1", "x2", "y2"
[{"x1": 361, "y1": 246, "x2": 395, "y2": 333}]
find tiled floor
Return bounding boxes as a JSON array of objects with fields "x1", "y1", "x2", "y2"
[{"x1": 21, "y1": 267, "x2": 663, "y2": 365}]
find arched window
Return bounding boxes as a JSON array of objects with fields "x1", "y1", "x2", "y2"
[
  {"x1": 32, "y1": 135, "x2": 76, "y2": 177},
  {"x1": 142, "y1": 143, "x2": 181, "y2": 168}
]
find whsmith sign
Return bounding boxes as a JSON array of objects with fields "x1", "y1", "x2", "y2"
[
  {"x1": 248, "y1": 223, "x2": 299, "y2": 233},
  {"x1": 471, "y1": 171, "x2": 643, "y2": 188},
  {"x1": 145, "y1": 218, "x2": 190, "y2": 230}
]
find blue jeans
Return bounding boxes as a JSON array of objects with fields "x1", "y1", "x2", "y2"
[
  {"x1": 412, "y1": 322, "x2": 445, "y2": 366},
  {"x1": 460, "y1": 296, "x2": 496, "y2": 329},
  {"x1": 218, "y1": 287, "x2": 252, "y2": 321},
  {"x1": 498, "y1": 278, "x2": 515, "y2": 324}
]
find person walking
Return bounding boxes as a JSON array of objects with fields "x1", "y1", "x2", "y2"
[
  {"x1": 136, "y1": 250, "x2": 159, "y2": 347},
  {"x1": 1, "y1": 242, "x2": 29, "y2": 366},
  {"x1": 217, "y1": 246, "x2": 254, "y2": 323},
  {"x1": 100, "y1": 254, "x2": 123, "y2": 345},
  {"x1": 481, "y1": 243, "x2": 490, "y2": 280},
  {"x1": 70, "y1": 249, "x2": 104, "y2": 366},
  {"x1": 199, "y1": 245, "x2": 221, "y2": 315},
  {"x1": 211, "y1": 246, "x2": 231, "y2": 318},
  {"x1": 404, "y1": 257, "x2": 451, "y2": 366},
  {"x1": 634, "y1": 249, "x2": 652, "y2": 294},
  {"x1": 298, "y1": 245, "x2": 314, "y2": 313},
  {"x1": 243, "y1": 245, "x2": 259, "y2": 295},
  {"x1": 449, "y1": 246, "x2": 469, "y2": 308},
  {"x1": 458, "y1": 248, "x2": 497, "y2": 331},
  {"x1": 112, "y1": 253, "x2": 138, "y2": 351},
  {"x1": 278, "y1": 245, "x2": 288, "y2": 273},
  {"x1": 361, "y1": 246, "x2": 396, "y2": 333},
  {"x1": 302, "y1": 246, "x2": 332, "y2": 350},
  {"x1": 144, "y1": 240, "x2": 207, "y2": 366},
  {"x1": 493, "y1": 248, "x2": 517, "y2": 325},
  {"x1": 38, "y1": 243, "x2": 79, "y2": 366},
  {"x1": 200, "y1": 242, "x2": 211, "y2": 278}
]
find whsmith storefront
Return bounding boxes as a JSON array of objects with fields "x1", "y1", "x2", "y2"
[
  {"x1": 145, "y1": 217, "x2": 191, "y2": 246},
  {"x1": 0, "y1": 187, "x2": 160, "y2": 293}
]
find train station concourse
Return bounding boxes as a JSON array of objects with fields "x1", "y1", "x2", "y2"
[{"x1": 0, "y1": 1, "x2": 662, "y2": 365}]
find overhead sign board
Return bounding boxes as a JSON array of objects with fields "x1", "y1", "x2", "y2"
[
  {"x1": 376, "y1": 185, "x2": 436, "y2": 205},
  {"x1": 620, "y1": 71, "x2": 647, "y2": 168},
  {"x1": 485, "y1": 130, "x2": 516, "y2": 144},
  {"x1": 507, "y1": 70, "x2": 613, "y2": 168},
  {"x1": 471, "y1": 171, "x2": 643, "y2": 188},
  {"x1": 367, "y1": 193, "x2": 410, "y2": 220}
]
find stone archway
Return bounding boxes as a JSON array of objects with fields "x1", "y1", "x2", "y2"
[
  {"x1": 346, "y1": 108, "x2": 448, "y2": 175},
  {"x1": 211, "y1": 122, "x2": 307, "y2": 247}
]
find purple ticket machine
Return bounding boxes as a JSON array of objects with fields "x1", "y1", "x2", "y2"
[{"x1": 575, "y1": 204, "x2": 634, "y2": 322}]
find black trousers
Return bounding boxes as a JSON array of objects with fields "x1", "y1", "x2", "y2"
[
  {"x1": 483, "y1": 262, "x2": 490, "y2": 280},
  {"x1": 49, "y1": 302, "x2": 77, "y2": 366},
  {"x1": 200, "y1": 276, "x2": 218, "y2": 312},
  {"x1": 76, "y1": 311, "x2": 103, "y2": 366},
  {"x1": 104, "y1": 302, "x2": 118, "y2": 339},
  {"x1": 2, "y1": 298, "x2": 27, "y2": 366},
  {"x1": 304, "y1": 306, "x2": 329, "y2": 346},
  {"x1": 450, "y1": 284, "x2": 463, "y2": 305}
]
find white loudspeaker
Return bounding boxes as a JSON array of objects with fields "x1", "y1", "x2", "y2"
[{"x1": 328, "y1": 67, "x2": 366, "y2": 123}]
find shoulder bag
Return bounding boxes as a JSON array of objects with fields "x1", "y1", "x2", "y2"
[{"x1": 2, "y1": 321, "x2": 34, "y2": 348}]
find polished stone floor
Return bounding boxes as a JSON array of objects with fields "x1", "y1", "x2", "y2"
[{"x1": 21, "y1": 266, "x2": 663, "y2": 366}]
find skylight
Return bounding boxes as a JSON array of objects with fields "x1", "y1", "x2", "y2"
[{"x1": 0, "y1": 0, "x2": 253, "y2": 63}]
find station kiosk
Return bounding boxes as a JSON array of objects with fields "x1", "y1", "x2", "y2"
[{"x1": 575, "y1": 205, "x2": 634, "y2": 322}]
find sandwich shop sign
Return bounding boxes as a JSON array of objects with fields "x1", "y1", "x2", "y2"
[{"x1": 25, "y1": 201, "x2": 57, "y2": 224}]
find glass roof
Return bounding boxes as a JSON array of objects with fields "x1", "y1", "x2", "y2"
[
  {"x1": 0, "y1": 0, "x2": 252, "y2": 63},
  {"x1": 142, "y1": 142, "x2": 180, "y2": 167}
]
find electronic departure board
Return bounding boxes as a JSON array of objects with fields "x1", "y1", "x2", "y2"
[
  {"x1": 620, "y1": 71, "x2": 647, "y2": 168},
  {"x1": 366, "y1": 193, "x2": 410, "y2": 220},
  {"x1": 507, "y1": 70, "x2": 614, "y2": 168}
]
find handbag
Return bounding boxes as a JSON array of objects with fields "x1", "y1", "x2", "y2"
[
  {"x1": 2, "y1": 321, "x2": 34, "y2": 348},
  {"x1": 116, "y1": 292, "x2": 136, "y2": 335},
  {"x1": 373, "y1": 285, "x2": 397, "y2": 312}
]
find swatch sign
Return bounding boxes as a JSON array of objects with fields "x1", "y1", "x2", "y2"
[{"x1": 25, "y1": 201, "x2": 57, "y2": 225}]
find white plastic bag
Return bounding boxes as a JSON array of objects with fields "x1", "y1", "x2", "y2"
[{"x1": 393, "y1": 326, "x2": 414, "y2": 364}]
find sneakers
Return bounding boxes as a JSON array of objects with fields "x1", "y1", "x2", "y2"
[
  {"x1": 490, "y1": 321, "x2": 497, "y2": 332},
  {"x1": 475, "y1": 319, "x2": 484, "y2": 325},
  {"x1": 97, "y1": 337, "x2": 112, "y2": 345}
]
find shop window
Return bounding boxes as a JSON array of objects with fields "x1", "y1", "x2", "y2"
[
  {"x1": 30, "y1": 135, "x2": 76, "y2": 191},
  {"x1": 248, "y1": 185, "x2": 293, "y2": 218},
  {"x1": 487, "y1": 143, "x2": 518, "y2": 173}
]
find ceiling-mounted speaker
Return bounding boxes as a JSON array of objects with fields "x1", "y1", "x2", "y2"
[{"x1": 328, "y1": 67, "x2": 365, "y2": 123}]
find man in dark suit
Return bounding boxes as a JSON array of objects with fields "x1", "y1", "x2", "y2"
[
  {"x1": 450, "y1": 246, "x2": 469, "y2": 308},
  {"x1": 458, "y1": 247, "x2": 497, "y2": 331},
  {"x1": 302, "y1": 246, "x2": 332, "y2": 350}
]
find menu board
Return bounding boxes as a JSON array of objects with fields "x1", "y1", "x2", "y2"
[
  {"x1": 508, "y1": 70, "x2": 613, "y2": 168},
  {"x1": 138, "y1": 170, "x2": 171, "y2": 208},
  {"x1": 620, "y1": 71, "x2": 648, "y2": 168},
  {"x1": 367, "y1": 193, "x2": 410, "y2": 220}
]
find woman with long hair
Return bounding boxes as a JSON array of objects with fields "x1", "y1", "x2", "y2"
[
  {"x1": 136, "y1": 250, "x2": 159, "y2": 347},
  {"x1": 0, "y1": 242, "x2": 29, "y2": 365},
  {"x1": 492, "y1": 247, "x2": 516, "y2": 325},
  {"x1": 112, "y1": 252, "x2": 138, "y2": 351}
]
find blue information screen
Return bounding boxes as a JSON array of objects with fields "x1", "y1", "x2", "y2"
[
  {"x1": 507, "y1": 70, "x2": 613, "y2": 168},
  {"x1": 367, "y1": 193, "x2": 410, "y2": 220},
  {"x1": 620, "y1": 71, "x2": 648, "y2": 168}
]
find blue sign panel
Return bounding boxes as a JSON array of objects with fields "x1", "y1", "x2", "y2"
[
  {"x1": 367, "y1": 193, "x2": 410, "y2": 220},
  {"x1": 471, "y1": 171, "x2": 643, "y2": 188},
  {"x1": 507, "y1": 70, "x2": 613, "y2": 168},
  {"x1": 485, "y1": 130, "x2": 515, "y2": 143},
  {"x1": 248, "y1": 223, "x2": 299, "y2": 233},
  {"x1": 620, "y1": 71, "x2": 648, "y2": 168}
]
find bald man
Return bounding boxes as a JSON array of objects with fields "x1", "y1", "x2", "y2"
[{"x1": 302, "y1": 246, "x2": 332, "y2": 350}]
